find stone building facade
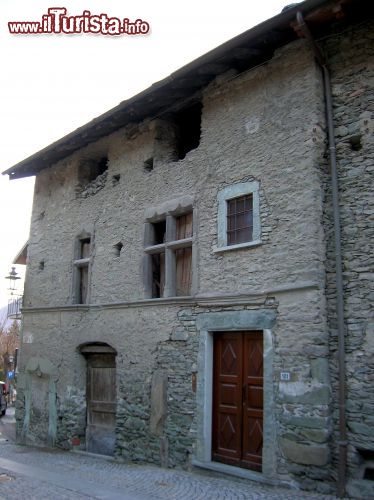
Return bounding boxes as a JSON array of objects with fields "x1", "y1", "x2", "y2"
[{"x1": 3, "y1": 0, "x2": 373, "y2": 497}]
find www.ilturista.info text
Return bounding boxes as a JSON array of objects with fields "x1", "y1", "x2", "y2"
[{"x1": 8, "y1": 8, "x2": 150, "y2": 36}]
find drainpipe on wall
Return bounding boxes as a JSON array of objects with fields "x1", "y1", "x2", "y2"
[{"x1": 295, "y1": 12, "x2": 347, "y2": 498}]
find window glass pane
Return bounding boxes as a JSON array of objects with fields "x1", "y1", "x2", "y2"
[
  {"x1": 236, "y1": 197, "x2": 245, "y2": 213},
  {"x1": 236, "y1": 213, "x2": 247, "y2": 229},
  {"x1": 227, "y1": 231, "x2": 235, "y2": 245},
  {"x1": 227, "y1": 214, "x2": 236, "y2": 231},
  {"x1": 236, "y1": 227, "x2": 252, "y2": 244},
  {"x1": 227, "y1": 198, "x2": 236, "y2": 215},
  {"x1": 244, "y1": 196, "x2": 251, "y2": 210}
]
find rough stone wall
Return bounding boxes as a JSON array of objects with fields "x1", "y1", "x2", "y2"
[
  {"x1": 23, "y1": 39, "x2": 326, "y2": 308},
  {"x1": 56, "y1": 386, "x2": 87, "y2": 449},
  {"x1": 275, "y1": 286, "x2": 333, "y2": 494},
  {"x1": 18, "y1": 306, "x2": 180, "y2": 447},
  {"x1": 321, "y1": 20, "x2": 374, "y2": 497},
  {"x1": 17, "y1": 36, "x2": 337, "y2": 493},
  {"x1": 18, "y1": 292, "x2": 333, "y2": 492}
]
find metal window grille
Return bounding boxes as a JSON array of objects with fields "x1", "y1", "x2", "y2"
[{"x1": 227, "y1": 194, "x2": 253, "y2": 245}]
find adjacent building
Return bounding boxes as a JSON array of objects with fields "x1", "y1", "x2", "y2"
[{"x1": 2, "y1": 0, "x2": 373, "y2": 497}]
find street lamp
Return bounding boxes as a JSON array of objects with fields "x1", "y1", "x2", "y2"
[{"x1": 5, "y1": 267, "x2": 21, "y2": 294}]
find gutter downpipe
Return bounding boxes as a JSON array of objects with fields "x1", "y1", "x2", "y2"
[{"x1": 296, "y1": 12, "x2": 347, "y2": 498}]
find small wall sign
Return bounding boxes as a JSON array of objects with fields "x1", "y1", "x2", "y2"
[{"x1": 280, "y1": 371, "x2": 291, "y2": 381}]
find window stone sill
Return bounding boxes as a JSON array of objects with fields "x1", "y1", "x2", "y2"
[
  {"x1": 20, "y1": 281, "x2": 318, "y2": 314},
  {"x1": 213, "y1": 239, "x2": 262, "y2": 253}
]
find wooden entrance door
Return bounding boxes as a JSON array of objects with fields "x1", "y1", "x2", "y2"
[
  {"x1": 212, "y1": 331, "x2": 263, "y2": 472},
  {"x1": 85, "y1": 353, "x2": 116, "y2": 456}
]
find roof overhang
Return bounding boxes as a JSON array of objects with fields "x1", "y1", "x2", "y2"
[
  {"x1": 2, "y1": 0, "x2": 370, "y2": 179},
  {"x1": 13, "y1": 241, "x2": 28, "y2": 265}
]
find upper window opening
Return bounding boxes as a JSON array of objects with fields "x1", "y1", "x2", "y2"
[
  {"x1": 144, "y1": 158, "x2": 154, "y2": 172},
  {"x1": 113, "y1": 241, "x2": 123, "y2": 257},
  {"x1": 81, "y1": 238, "x2": 91, "y2": 258},
  {"x1": 227, "y1": 194, "x2": 253, "y2": 245},
  {"x1": 73, "y1": 235, "x2": 91, "y2": 304},
  {"x1": 174, "y1": 102, "x2": 202, "y2": 160},
  {"x1": 80, "y1": 157, "x2": 108, "y2": 184},
  {"x1": 78, "y1": 156, "x2": 108, "y2": 197},
  {"x1": 349, "y1": 134, "x2": 362, "y2": 151},
  {"x1": 144, "y1": 211, "x2": 194, "y2": 299},
  {"x1": 215, "y1": 181, "x2": 261, "y2": 252},
  {"x1": 152, "y1": 220, "x2": 166, "y2": 245},
  {"x1": 79, "y1": 237, "x2": 91, "y2": 304},
  {"x1": 112, "y1": 174, "x2": 120, "y2": 186},
  {"x1": 89, "y1": 157, "x2": 108, "y2": 182}
]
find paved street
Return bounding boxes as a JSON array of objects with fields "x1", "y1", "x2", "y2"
[
  {"x1": 0, "y1": 408, "x2": 337, "y2": 499},
  {"x1": 0, "y1": 404, "x2": 16, "y2": 442}
]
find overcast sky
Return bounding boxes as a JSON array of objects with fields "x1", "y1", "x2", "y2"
[{"x1": 0, "y1": 0, "x2": 292, "y2": 308}]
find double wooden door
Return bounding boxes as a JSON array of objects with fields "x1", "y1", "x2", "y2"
[{"x1": 212, "y1": 331, "x2": 263, "y2": 472}]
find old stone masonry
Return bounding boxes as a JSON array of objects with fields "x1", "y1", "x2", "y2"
[{"x1": 3, "y1": 1, "x2": 373, "y2": 499}]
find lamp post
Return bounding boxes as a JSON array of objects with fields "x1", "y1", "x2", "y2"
[
  {"x1": 5, "y1": 267, "x2": 21, "y2": 295},
  {"x1": 4, "y1": 268, "x2": 21, "y2": 403}
]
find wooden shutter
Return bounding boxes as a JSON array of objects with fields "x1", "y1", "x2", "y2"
[
  {"x1": 175, "y1": 212, "x2": 193, "y2": 296},
  {"x1": 176, "y1": 213, "x2": 193, "y2": 239}
]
